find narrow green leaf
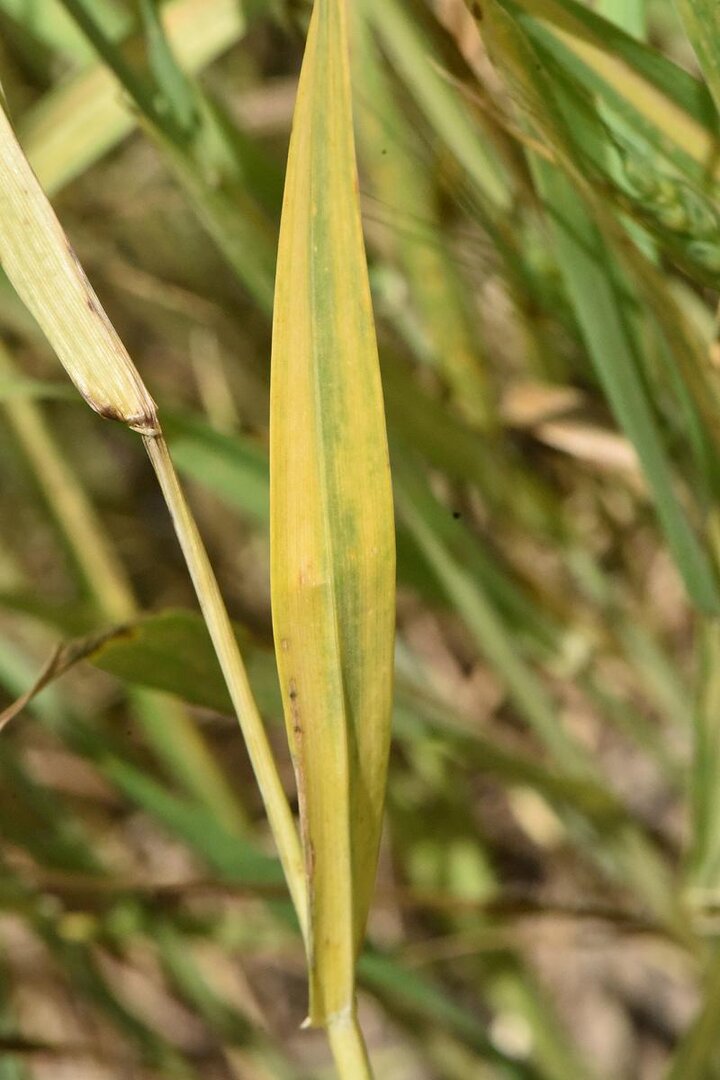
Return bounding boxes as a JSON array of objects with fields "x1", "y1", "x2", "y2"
[
  {"x1": 138, "y1": 0, "x2": 198, "y2": 133},
  {"x1": 689, "y1": 619, "x2": 720, "y2": 888},
  {"x1": 672, "y1": 0, "x2": 720, "y2": 115},
  {"x1": 165, "y1": 413, "x2": 270, "y2": 524},
  {"x1": 599, "y1": 0, "x2": 645, "y2": 38},
  {"x1": 365, "y1": 0, "x2": 511, "y2": 211},
  {"x1": 0, "y1": 0, "x2": 129, "y2": 62},
  {"x1": 358, "y1": 951, "x2": 530, "y2": 1075},
  {"x1": 57, "y1": 0, "x2": 277, "y2": 309},
  {"x1": 0, "y1": 376, "x2": 75, "y2": 402},
  {"x1": 514, "y1": 12, "x2": 710, "y2": 184},
  {"x1": 100, "y1": 759, "x2": 285, "y2": 888},
  {"x1": 21, "y1": 0, "x2": 245, "y2": 195},
  {"x1": 92, "y1": 609, "x2": 280, "y2": 717},
  {"x1": 511, "y1": 0, "x2": 716, "y2": 132},
  {"x1": 355, "y1": 15, "x2": 496, "y2": 429}
]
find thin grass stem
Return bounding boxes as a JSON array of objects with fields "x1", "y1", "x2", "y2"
[
  {"x1": 143, "y1": 431, "x2": 308, "y2": 938},
  {"x1": 327, "y1": 1012, "x2": 373, "y2": 1080}
]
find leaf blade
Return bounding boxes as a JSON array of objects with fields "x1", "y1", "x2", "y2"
[{"x1": 270, "y1": 0, "x2": 395, "y2": 1022}]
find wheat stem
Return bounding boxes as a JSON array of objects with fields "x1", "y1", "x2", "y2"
[
  {"x1": 327, "y1": 1012, "x2": 373, "y2": 1080},
  {"x1": 143, "y1": 431, "x2": 308, "y2": 938}
]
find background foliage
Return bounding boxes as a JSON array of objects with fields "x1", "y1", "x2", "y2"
[{"x1": 1, "y1": 0, "x2": 720, "y2": 1075}]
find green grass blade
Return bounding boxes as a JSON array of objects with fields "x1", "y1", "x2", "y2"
[
  {"x1": 689, "y1": 620, "x2": 720, "y2": 889},
  {"x1": 0, "y1": 0, "x2": 128, "y2": 61},
  {"x1": 511, "y1": 0, "x2": 716, "y2": 128},
  {"x1": 357, "y1": 951, "x2": 533, "y2": 1076},
  {"x1": 0, "y1": 376, "x2": 76, "y2": 402},
  {"x1": 365, "y1": 0, "x2": 511, "y2": 211},
  {"x1": 166, "y1": 412, "x2": 270, "y2": 524},
  {"x1": 21, "y1": 0, "x2": 245, "y2": 195},
  {"x1": 599, "y1": 0, "x2": 645, "y2": 37},
  {"x1": 138, "y1": 0, "x2": 198, "y2": 133},
  {"x1": 56, "y1": 0, "x2": 277, "y2": 308},
  {"x1": 672, "y1": 0, "x2": 720, "y2": 114},
  {"x1": 355, "y1": 13, "x2": 496, "y2": 429},
  {"x1": 100, "y1": 759, "x2": 285, "y2": 888}
]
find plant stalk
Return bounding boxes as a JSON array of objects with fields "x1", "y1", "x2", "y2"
[
  {"x1": 143, "y1": 431, "x2": 308, "y2": 938},
  {"x1": 327, "y1": 1011, "x2": 373, "y2": 1080}
]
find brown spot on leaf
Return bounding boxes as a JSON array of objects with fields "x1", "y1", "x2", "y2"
[
  {"x1": 288, "y1": 678, "x2": 302, "y2": 735},
  {"x1": 87, "y1": 399, "x2": 161, "y2": 437},
  {"x1": 91, "y1": 401, "x2": 130, "y2": 424}
]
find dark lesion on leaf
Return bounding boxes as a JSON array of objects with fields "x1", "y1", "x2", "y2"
[
  {"x1": 64, "y1": 238, "x2": 105, "y2": 319},
  {"x1": 86, "y1": 398, "x2": 161, "y2": 438},
  {"x1": 91, "y1": 401, "x2": 131, "y2": 424},
  {"x1": 288, "y1": 677, "x2": 302, "y2": 735},
  {"x1": 65, "y1": 237, "x2": 90, "y2": 277}
]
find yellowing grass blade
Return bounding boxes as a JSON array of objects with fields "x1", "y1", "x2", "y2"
[
  {"x1": 0, "y1": 100, "x2": 158, "y2": 433},
  {"x1": 270, "y1": 0, "x2": 395, "y2": 1032}
]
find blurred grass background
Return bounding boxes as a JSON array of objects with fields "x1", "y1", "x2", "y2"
[{"x1": 1, "y1": 0, "x2": 720, "y2": 1075}]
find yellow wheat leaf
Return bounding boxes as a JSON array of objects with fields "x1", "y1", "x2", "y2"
[
  {"x1": 0, "y1": 101, "x2": 157, "y2": 433},
  {"x1": 270, "y1": 0, "x2": 396, "y2": 1026}
]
